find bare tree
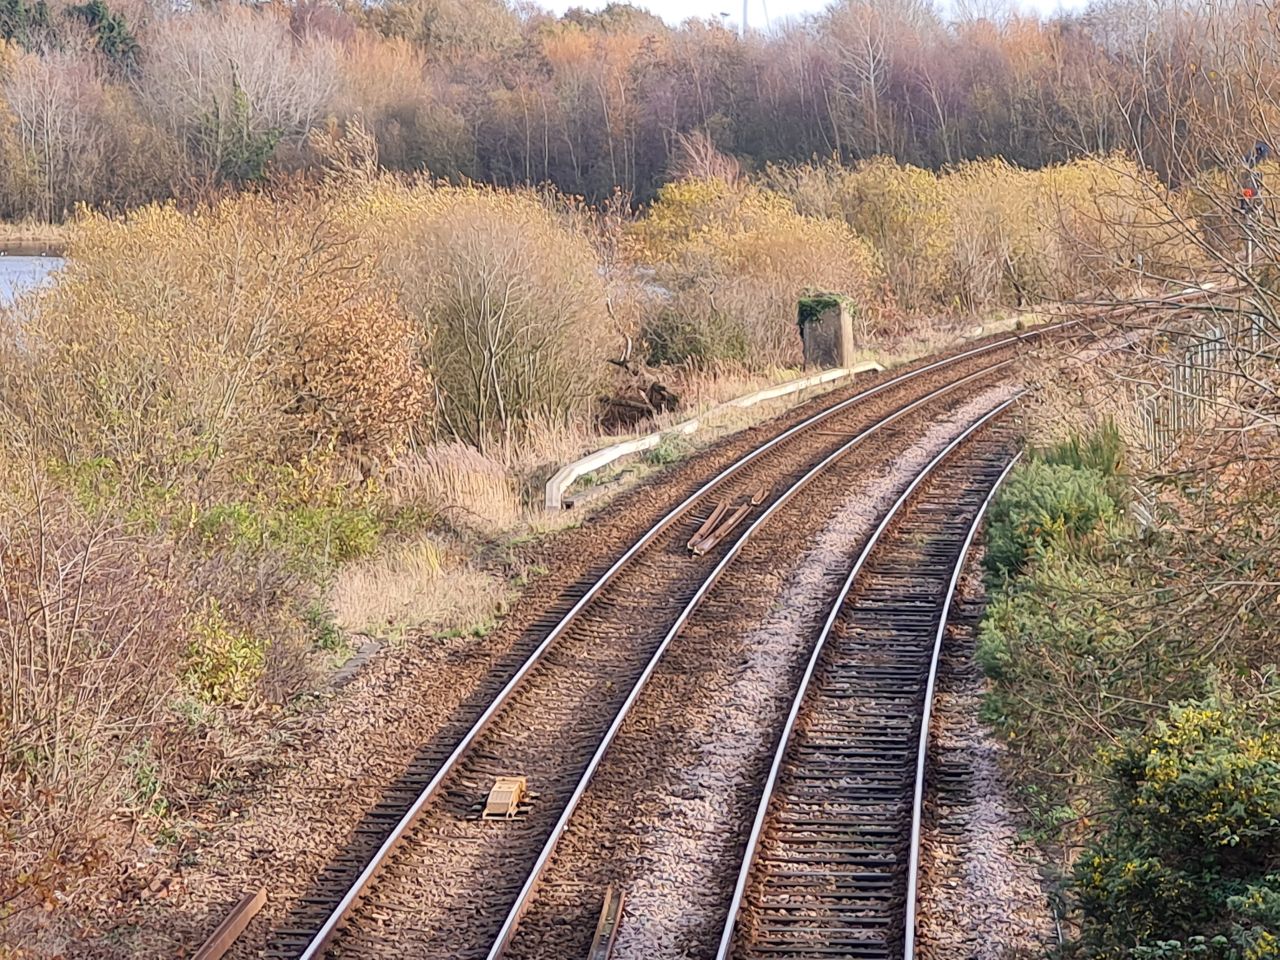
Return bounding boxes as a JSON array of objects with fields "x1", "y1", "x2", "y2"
[
  {"x1": 142, "y1": 7, "x2": 338, "y2": 180},
  {"x1": 2, "y1": 51, "x2": 107, "y2": 221}
]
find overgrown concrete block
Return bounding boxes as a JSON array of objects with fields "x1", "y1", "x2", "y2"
[{"x1": 798, "y1": 294, "x2": 857, "y2": 370}]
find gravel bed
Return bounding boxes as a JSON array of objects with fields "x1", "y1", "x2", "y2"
[
  {"x1": 74, "y1": 328, "x2": 1054, "y2": 959},
  {"x1": 324, "y1": 375, "x2": 1018, "y2": 959}
]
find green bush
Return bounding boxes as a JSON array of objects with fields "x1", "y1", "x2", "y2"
[
  {"x1": 643, "y1": 433, "x2": 694, "y2": 466},
  {"x1": 305, "y1": 601, "x2": 345, "y2": 653},
  {"x1": 984, "y1": 458, "x2": 1118, "y2": 580},
  {"x1": 194, "y1": 497, "x2": 380, "y2": 573},
  {"x1": 1073, "y1": 692, "x2": 1280, "y2": 959},
  {"x1": 973, "y1": 543, "x2": 1204, "y2": 786},
  {"x1": 182, "y1": 599, "x2": 267, "y2": 705}
]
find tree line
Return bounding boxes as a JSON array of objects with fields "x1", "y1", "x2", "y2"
[{"x1": 0, "y1": 0, "x2": 1274, "y2": 222}]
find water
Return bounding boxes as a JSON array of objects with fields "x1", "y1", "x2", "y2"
[{"x1": 0, "y1": 255, "x2": 63, "y2": 305}]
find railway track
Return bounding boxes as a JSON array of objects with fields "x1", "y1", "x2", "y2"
[
  {"x1": 246, "y1": 326, "x2": 1078, "y2": 960},
  {"x1": 494, "y1": 396, "x2": 1020, "y2": 960},
  {"x1": 493, "y1": 390, "x2": 1017, "y2": 959},
  {"x1": 716, "y1": 406, "x2": 1020, "y2": 960}
]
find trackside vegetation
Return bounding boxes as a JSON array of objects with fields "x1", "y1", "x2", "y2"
[{"x1": 977, "y1": 427, "x2": 1280, "y2": 957}]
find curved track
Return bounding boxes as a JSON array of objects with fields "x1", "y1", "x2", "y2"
[
  {"x1": 716, "y1": 407, "x2": 1019, "y2": 960},
  {"x1": 259, "y1": 326, "x2": 1077, "y2": 960}
]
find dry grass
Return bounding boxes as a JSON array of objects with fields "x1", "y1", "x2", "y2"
[
  {"x1": 490, "y1": 412, "x2": 603, "y2": 501},
  {"x1": 0, "y1": 219, "x2": 68, "y2": 250},
  {"x1": 665, "y1": 361, "x2": 797, "y2": 412},
  {"x1": 387, "y1": 443, "x2": 523, "y2": 533},
  {"x1": 328, "y1": 537, "x2": 504, "y2": 639}
]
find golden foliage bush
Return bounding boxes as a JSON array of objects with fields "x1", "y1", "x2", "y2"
[
  {"x1": 768, "y1": 155, "x2": 1205, "y2": 313},
  {"x1": 1033, "y1": 156, "x2": 1204, "y2": 295},
  {"x1": 0, "y1": 191, "x2": 429, "y2": 493},
  {"x1": 767, "y1": 158, "x2": 951, "y2": 311},
  {"x1": 940, "y1": 158, "x2": 1037, "y2": 311},
  {"x1": 634, "y1": 177, "x2": 881, "y2": 367}
]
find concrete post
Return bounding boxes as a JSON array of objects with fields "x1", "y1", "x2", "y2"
[{"x1": 798, "y1": 295, "x2": 857, "y2": 370}]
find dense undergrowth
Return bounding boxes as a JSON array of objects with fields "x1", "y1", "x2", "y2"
[{"x1": 978, "y1": 425, "x2": 1280, "y2": 957}]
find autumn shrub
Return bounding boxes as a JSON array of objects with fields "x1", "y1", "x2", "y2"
[
  {"x1": 0, "y1": 189, "x2": 445, "y2": 938},
  {"x1": 1070, "y1": 692, "x2": 1280, "y2": 959},
  {"x1": 0, "y1": 479, "x2": 189, "y2": 923},
  {"x1": 767, "y1": 158, "x2": 950, "y2": 311},
  {"x1": 634, "y1": 177, "x2": 881, "y2": 367},
  {"x1": 767, "y1": 156, "x2": 1204, "y2": 314},
  {"x1": 1034, "y1": 157, "x2": 1205, "y2": 296},
  {"x1": 940, "y1": 158, "x2": 1042, "y2": 310},
  {"x1": 0, "y1": 191, "x2": 429, "y2": 495},
  {"x1": 378, "y1": 185, "x2": 611, "y2": 449}
]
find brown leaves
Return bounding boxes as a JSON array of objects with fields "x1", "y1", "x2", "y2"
[{"x1": 281, "y1": 270, "x2": 430, "y2": 465}]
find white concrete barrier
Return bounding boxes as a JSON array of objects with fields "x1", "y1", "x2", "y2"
[{"x1": 544, "y1": 360, "x2": 885, "y2": 510}]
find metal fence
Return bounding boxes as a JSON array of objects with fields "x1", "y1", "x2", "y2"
[{"x1": 1137, "y1": 310, "x2": 1278, "y2": 465}]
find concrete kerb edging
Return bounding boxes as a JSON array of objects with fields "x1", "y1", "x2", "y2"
[{"x1": 543, "y1": 360, "x2": 885, "y2": 511}]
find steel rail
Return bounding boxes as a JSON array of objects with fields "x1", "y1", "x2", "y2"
[
  {"x1": 713, "y1": 394, "x2": 1020, "y2": 960},
  {"x1": 295, "y1": 326, "x2": 1069, "y2": 960},
  {"x1": 901, "y1": 451, "x2": 1020, "y2": 959},
  {"x1": 485, "y1": 361, "x2": 1018, "y2": 960}
]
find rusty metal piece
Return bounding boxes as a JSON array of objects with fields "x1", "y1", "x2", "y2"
[
  {"x1": 690, "y1": 502, "x2": 751, "y2": 556},
  {"x1": 193, "y1": 888, "x2": 267, "y2": 960},
  {"x1": 482, "y1": 776, "x2": 528, "y2": 820},
  {"x1": 587, "y1": 885, "x2": 625, "y2": 960},
  {"x1": 687, "y1": 499, "x2": 730, "y2": 552}
]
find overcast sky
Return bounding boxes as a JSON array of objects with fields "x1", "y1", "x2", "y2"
[{"x1": 538, "y1": 0, "x2": 1088, "y2": 27}]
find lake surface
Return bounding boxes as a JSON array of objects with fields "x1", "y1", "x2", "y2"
[{"x1": 0, "y1": 255, "x2": 63, "y2": 305}]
